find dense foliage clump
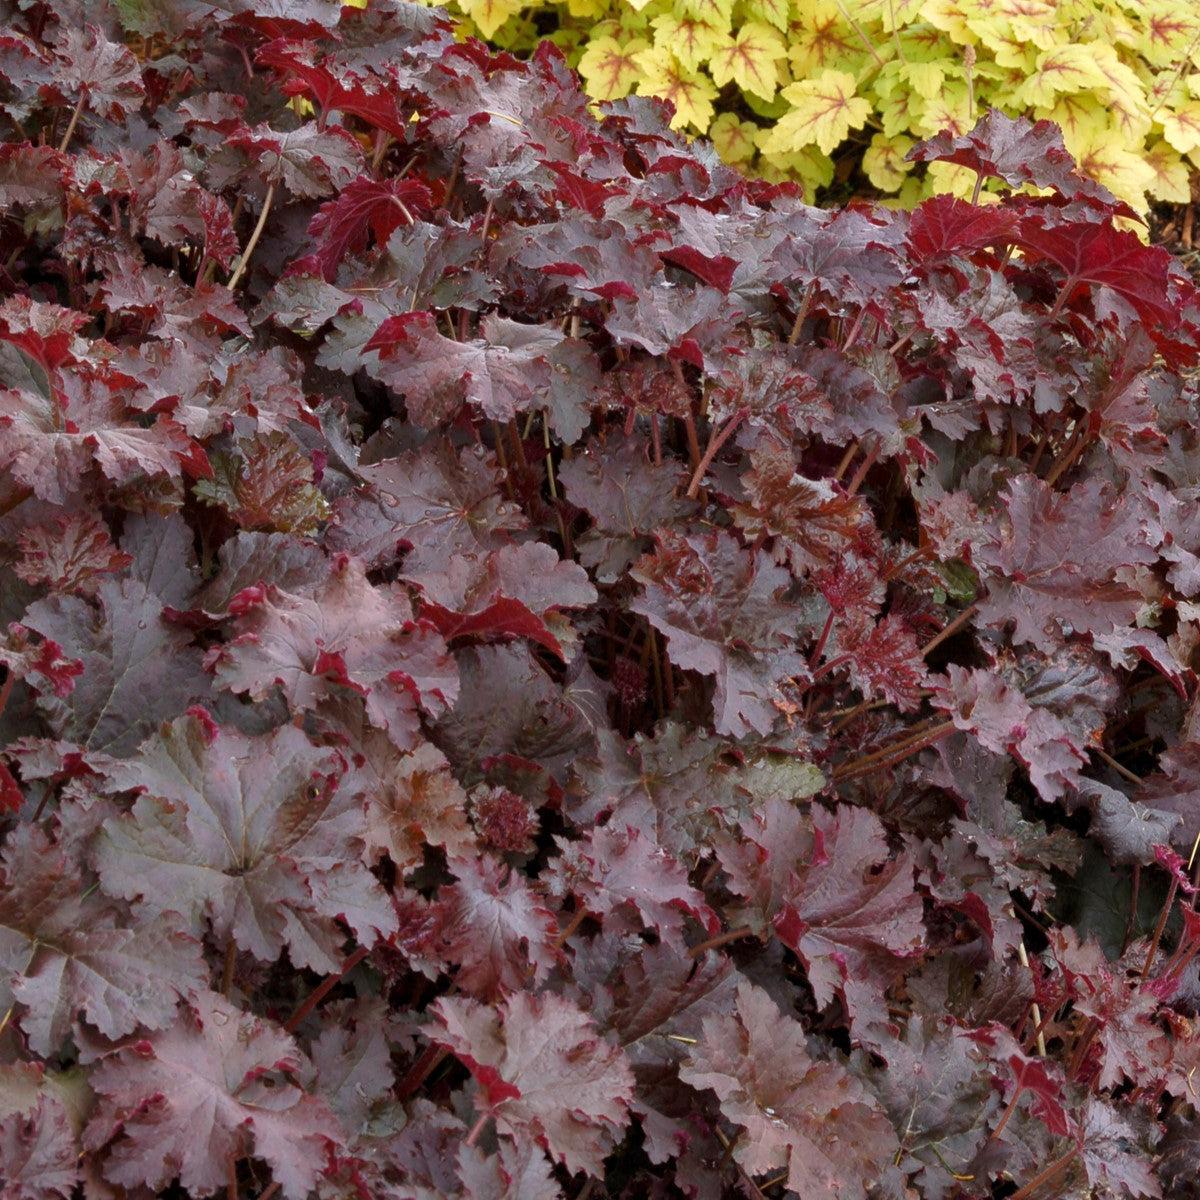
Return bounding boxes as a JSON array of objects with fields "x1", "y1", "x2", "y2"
[
  {"x1": 446, "y1": 0, "x2": 1200, "y2": 211},
  {"x1": 5, "y1": 2, "x2": 1200, "y2": 1198}
]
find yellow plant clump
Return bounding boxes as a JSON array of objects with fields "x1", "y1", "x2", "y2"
[{"x1": 434, "y1": 0, "x2": 1200, "y2": 211}]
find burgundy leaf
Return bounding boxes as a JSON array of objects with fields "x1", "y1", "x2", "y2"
[
  {"x1": 0, "y1": 824, "x2": 207, "y2": 1057},
  {"x1": 361, "y1": 739, "x2": 476, "y2": 873},
  {"x1": 87, "y1": 990, "x2": 339, "y2": 1200},
  {"x1": 208, "y1": 554, "x2": 457, "y2": 749},
  {"x1": 46, "y1": 26, "x2": 143, "y2": 121},
  {"x1": 428, "y1": 990, "x2": 634, "y2": 1176},
  {"x1": 1019, "y1": 217, "x2": 1193, "y2": 342},
  {"x1": 14, "y1": 514, "x2": 132, "y2": 597},
  {"x1": 306, "y1": 175, "x2": 432, "y2": 280},
  {"x1": 96, "y1": 711, "x2": 396, "y2": 970},
  {"x1": 364, "y1": 312, "x2": 565, "y2": 427},
  {"x1": 545, "y1": 823, "x2": 717, "y2": 937},
  {"x1": 0, "y1": 1093, "x2": 78, "y2": 1200},
  {"x1": 438, "y1": 854, "x2": 560, "y2": 998},
  {"x1": 22, "y1": 579, "x2": 208, "y2": 757},
  {"x1": 907, "y1": 194, "x2": 1019, "y2": 265},
  {"x1": 630, "y1": 529, "x2": 805, "y2": 737},
  {"x1": 909, "y1": 108, "x2": 1130, "y2": 214},
  {"x1": 328, "y1": 441, "x2": 526, "y2": 572},
  {"x1": 974, "y1": 474, "x2": 1155, "y2": 651},
  {"x1": 730, "y1": 438, "x2": 872, "y2": 577},
  {"x1": 679, "y1": 980, "x2": 898, "y2": 1198},
  {"x1": 227, "y1": 122, "x2": 364, "y2": 198},
  {"x1": 772, "y1": 804, "x2": 925, "y2": 1034},
  {"x1": 410, "y1": 540, "x2": 597, "y2": 658}
]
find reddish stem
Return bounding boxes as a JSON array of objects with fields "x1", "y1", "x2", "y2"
[
  {"x1": 832, "y1": 720, "x2": 955, "y2": 782},
  {"x1": 920, "y1": 603, "x2": 979, "y2": 659},
  {"x1": 1162, "y1": 935, "x2": 1200, "y2": 985},
  {"x1": 228, "y1": 182, "x2": 276, "y2": 290},
  {"x1": 465, "y1": 1112, "x2": 490, "y2": 1148},
  {"x1": 1140, "y1": 877, "x2": 1179, "y2": 982},
  {"x1": 1048, "y1": 277, "x2": 1076, "y2": 321},
  {"x1": 787, "y1": 282, "x2": 815, "y2": 345},
  {"x1": 808, "y1": 610, "x2": 836, "y2": 670},
  {"x1": 844, "y1": 440, "x2": 879, "y2": 496},
  {"x1": 840, "y1": 306, "x2": 868, "y2": 351},
  {"x1": 686, "y1": 407, "x2": 749, "y2": 499},
  {"x1": 689, "y1": 925, "x2": 755, "y2": 959},
  {"x1": 808, "y1": 653, "x2": 851, "y2": 684},
  {"x1": 554, "y1": 906, "x2": 589, "y2": 948},
  {"x1": 1044, "y1": 423, "x2": 1092, "y2": 488},
  {"x1": 396, "y1": 1043, "x2": 449, "y2": 1101},
  {"x1": 285, "y1": 944, "x2": 371, "y2": 1032},
  {"x1": 988, "y1": 1085, "x2": 1023, "y2": 1144},
  {"x1": 682, "y1": 408, "x2": 701, "y2": 473},
  {"x1": 832, "y1": 439, "x2": 859, "y2": 482},
  {"x1": 57, "y1": 93, "x2": 85, "y2": 153},
  {"x1": 1008, "y1": 1147, "x2": 1079, "y2": 1200},
  {"x1": 1092, "y1": 746, "x2": 1141, "y2": 786},
  {"x1": 1067, "y1": 1016, "x2": 1099, "y2": 1080}
]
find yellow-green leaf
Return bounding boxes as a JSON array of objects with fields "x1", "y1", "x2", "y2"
[
  {"x1": 1162, "y1": 101, "x2": 1200, "y2": 155},
  {"x1": 787, "y1": 1, "x2": 859, "y2": 76},
  {"x1": 925, "y1": 159, "x2": 982, "y2": 200},
  {"x1": 579, "y1": 35, "x2": 650, "y2": 100},
  {"x1": 914, "y1": 79, "x2": 970, "y2": 137},
  {"x1": 1019, "y1": 44, "x2": 1107, "y2": 109},
  {"x1": 902, "y1": 59, "x2": 950, "y2": 101},
  {"x1": 920, "y1": 0, "x2": 971, "y2": 45},
  {"x1": 1130, "y1": 2, "x2": 1200, "y2": 69},
  {"x1": 764, "y1": 68, "x2": 870, "y2": 155},
  {"x1": 985, "y1": 26, "x2": 1039, "y2": 72},
  {"x1": 862, "y1": 130, "x2": 914, "y2": 190},
  {"x1": 989, "y1": 0, "x2": 1057, "y2": 52},
  {"x1": 1040, "y1": 91, "x2": 1105, "y2": 153},
  {"x1": 650, "y1": 12, "x2": 729, "y2": 70},
  {"x1": 877, "y1": 84, "x2": 925, "y2": 137},
  {"x1": 676, "y1": 0, "x2": 735, "y2": 31},
  {"x1": 875, "y1": 0, "x2": 925, "y2": 31},
  {"x1": 709, "y1": 21, "x2": 787, "y2": 100},
  {"x1": 743, "y1": 0, "x2": 791, "y2": 33},
  {"x1": 635, "y1": 47, "x2": 719, "y2": 130},
  {"x1": 1144, "y1": 139, "x2": 1192, "y2": 203},
  {"x1": 1071, "y1": 125, "x2": 1157, "y2": 212},
  {"x1": 566, "y1": 0, "x2": 609, "y2": 16},
  {"x1": 1091, "y1": 45, "x2": 1152, "y2": 143},
  {"x1": 710, "y1": 111, "x2": 760, "y2": 163},
  {"x1": 457, "y1": 0, "x2": 525, "y2": 38}
]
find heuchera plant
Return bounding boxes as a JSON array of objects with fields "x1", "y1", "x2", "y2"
[
  {"x1": 460, "y1": 0, "x2": 1200, "y2": 212},
  {"x1": 5, "y1": 3, "x2": 1200, "y2": 1198}
]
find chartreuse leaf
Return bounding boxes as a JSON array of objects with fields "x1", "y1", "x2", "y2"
[
  {"x1": 634, "y1": 46, "x2": 718, "y2": 131},
  {"x1": 762, "y1": 70, "x2": 871, "y2": 156},
  {"x1": 578, "y1": 34, "x2": 648, "y2": 99},
  {"x1": 708, "y1": 22, "x2": 786, "y2": 102}
]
